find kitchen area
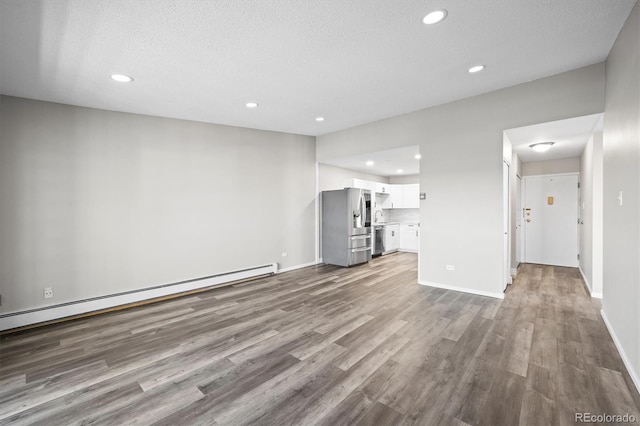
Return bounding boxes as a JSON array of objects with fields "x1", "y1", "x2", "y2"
[
  {"x1": 319, "y1": 146, "x2": 421, "y2": 267},
  {"x1": 368, "y1": 180, "x2": 420, "y2": 256}
]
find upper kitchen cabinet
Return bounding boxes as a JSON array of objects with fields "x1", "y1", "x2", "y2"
[
  {"x1": 403, "y1": 184, "x2": 420, "y2": 208},
  {"x1": 348, "y1": 179, "x2": 419, "y2": 209},
  {"x1": 382, "y1": 184, "x2": 419, "y2": 209},
  {"x1": 375, "y1": 183, "x2": 390, "y2": 194},
  {"x1": 382, "y1": 185, "x2": 401, "y2": 209}
]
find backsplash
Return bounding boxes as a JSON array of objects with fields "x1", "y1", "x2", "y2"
[{"x1": 379, "y1": 208, "x2": 419, "y2": 224}]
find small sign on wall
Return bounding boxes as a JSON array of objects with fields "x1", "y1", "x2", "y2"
[{"x1": 547, "y1": 196, "x2": 554, "y2": 205}]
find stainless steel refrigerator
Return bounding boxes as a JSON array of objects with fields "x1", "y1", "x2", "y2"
[{"x1": 321, "y1": 188, "x2": 372, "y2": 267}]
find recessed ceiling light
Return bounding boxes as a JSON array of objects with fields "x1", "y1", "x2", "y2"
[
  {"x1": 366, "y1": 160, "x2": 374, "y2": 166},
  {"x1": 529, "y1": 142, "x2": 555, "y2": 153},
  {"x1": 468, "y1": 65, "x2": 485, "y2": 73},
  {"x1": 110, "y1": 74, "x2": 133, "y2": 83},
  {"x1": 423, "y1": 9, "x2": 447, "y2": 25},
  {"x1": 396, "y1": 169, "x2": 404, "y2": 174},
  {"x1": 415, "y1": 154, "x2": 422, "y2": 160},
  {"x1": 245, "y1": 102, "x2": 259, "y2": 108},
  {"x1": 315, "y1": 117, "x2": 325, "y2": 122}
]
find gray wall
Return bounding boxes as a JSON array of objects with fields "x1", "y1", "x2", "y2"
[
  {"x1": 0, "y1": 96, "x2": 317, "y2": 313},
  {"x1": 317, "y1": 63, "x2": 605, "y2": 295},
  {"x1": 602, "y1": 2, "x2": 640, "y2": 388},
  {"x1": 389, "y1": 175, "x2": 419, "y2": 184},
  {"x1": 521, "y1": 157, "x2": 581, "y2": 176},
  {"x1": 318, "y1": 163, "x2": 388, "y2": 192},
  {"x1": 580, "y1": 130, "x2": 603, "y2": 296}
]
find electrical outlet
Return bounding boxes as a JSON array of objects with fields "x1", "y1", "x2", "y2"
[
  {"x1": 446, "y1": 265, "x2": 456, "y2": 271},
  {"x1": 282, "y1": 252, "x2": 288, "y2": 257},
  {"x1": 44, "y1": 287, "x2": 53, "y2": 299}
]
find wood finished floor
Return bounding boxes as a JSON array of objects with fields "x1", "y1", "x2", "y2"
[{"x1": 1, "y1": 252, "x2": 639, "y2": 425}]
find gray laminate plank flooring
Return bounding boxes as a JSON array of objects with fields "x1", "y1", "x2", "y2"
[{"x1": 1, "y1": 254, "x2": 639, "y2": 425}]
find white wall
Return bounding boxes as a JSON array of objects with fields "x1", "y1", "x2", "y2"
[
  {"x1": 317, "y1": 63, "x2": 605, "y2": 298},
  {"x1": 521, "y1": 157, "x2": 581, "y2": 176},
  {"x1": 602, "y1": 1, "x2": 640, "y2": 392},
  {"x1": 318, "y1": 163, "x2": 388, "y2": 192},
  {"x1": 580, "y1": 130, "x2": 603, "y2": 297},
  {"x1": 0, "y1": 96, "x2": 317, "y2": 314},
  {"x1": 389, "y1": 175, "x2": 420, "y2": 184}
]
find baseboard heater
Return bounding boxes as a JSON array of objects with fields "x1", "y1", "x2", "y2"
[{"x1": 0, "y1": 263, "x2": 278, "y2": 332}]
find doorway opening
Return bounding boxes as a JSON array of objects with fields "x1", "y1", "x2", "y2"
[{"x1": 503, "y1": 113, "x2": 603, "y2": 297}]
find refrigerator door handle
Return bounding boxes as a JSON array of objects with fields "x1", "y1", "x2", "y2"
[{"x1": 351, "y1": 247, "x2": 370, "y2": 252}]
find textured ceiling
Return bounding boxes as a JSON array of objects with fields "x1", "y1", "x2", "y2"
[{"x1": 0, "y1": 0, "x2": 636, "y2": 136}]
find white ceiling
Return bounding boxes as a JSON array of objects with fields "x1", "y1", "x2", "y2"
[
  {"x1": 507, "y1": 114, "x2": 603, "y2": 163},
  {"x1": 0, "y1": 1, "x2": 636, "y2": 137},
  {"x1": 323, "y1": 146, "x2": 420, "y2": 177}
]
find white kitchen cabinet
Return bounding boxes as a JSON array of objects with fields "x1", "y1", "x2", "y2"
[
  {"x1": 403, "y1": 184, "x2": 420, "y2": 208},
  {"x1": 382, "y1": 185, "x2": 402, "y2": 209},
  {"x1": 350, "y1": 179, "x2": 375, "y2": 191},
  {"x1": 399, "y1": 224, "x2": 419, "y2": 252},
  {"x1": 380, "y1": 184, "x2": 419, "y2": 209},
  {"x1": 375, "y1": 182, "x2": 390, "y2": 194},
  {"x1": 384, "y1": 224, "x2": 399, "y2": 253},
  {"x1": 381, "y1": 191, "x2": 392, "y2": 209},
  {"x1": 373, "y1": 193, "x2": 385, "y2": 210},
  {"x1": 351, "y1": 181, "x2": 419, "y2": 209}
]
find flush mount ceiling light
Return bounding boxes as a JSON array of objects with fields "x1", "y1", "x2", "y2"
[
  {"x1": 414, "y1": 154, "x2": 422, "y2": 160},
  {"x1": 529, "y1": 142, "x2": 555, "y2": 152},
  {"x1": 396, "y1": 169, "x2": 404, "y2": 174},
  {"x1": 468, "y1": 65, "x2": 485, "y2": 73},
  {"x1": 423, "y1": 9, "x2": 448, "y2": 25},
  {"x1": 110, "y1": 74, "x2": 133, "y2": 82},
  {"x1": 366, "y1": 160, "x2": 374, "y2": 166},
  {"x1": 245, "y1": 102, "x2": 259, "y2": 108},
  {"x1": 315, "y1": 117, "x2": 325, "y2": 122}
]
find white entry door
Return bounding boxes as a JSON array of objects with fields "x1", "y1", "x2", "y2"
[{"x1": 524, "y1": 174, "x2": 579, "y2": 267}]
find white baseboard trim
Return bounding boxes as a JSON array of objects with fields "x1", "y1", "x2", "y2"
[
  {"x1": 600, "y1": 309, "x2": 640, "y2": 395},
  {"x1": 0, "y1": 263, "x2": 277, "y2": 332},
  {"x1": 510, "y1": 268, "x2": 518, "y2": 276},
  {"x1": 418, "y1": 280, "x2": 505, "y2": 300},
  {"x1": 577, "y1": 267, "x2": 602, "y2": 298},
  {"x1": 277, "y1": 260, "x2": 320, "y2": 273}
]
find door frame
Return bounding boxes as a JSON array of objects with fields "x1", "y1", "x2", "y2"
[
  {"x1": 515, "y1": 174, "x2": 522, "y2": 268},
  {"x1": 503, "y1": 160, "x2": 511, "y2": 290}
]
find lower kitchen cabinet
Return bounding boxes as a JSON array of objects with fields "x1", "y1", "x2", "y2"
[
  {"x1": 399, "y1": 224, "x2": 419, "y2": 252},
  {"x1": 383, "y1": 224, "x2": 399, "y2": 253}
]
